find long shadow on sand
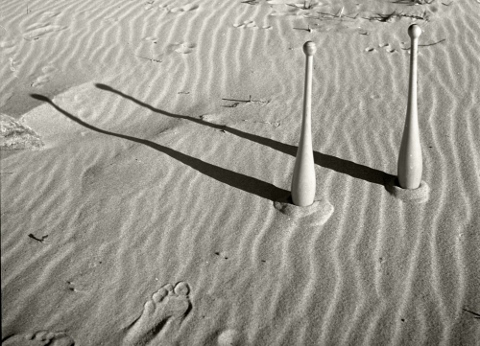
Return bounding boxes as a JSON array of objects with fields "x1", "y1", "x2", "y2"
[
  {"x1": 95, "y1": 84, "x2": 394, "y2": 186},
  {"x1": 30, "y1": 94, "x2": 289, "y2": 201}
]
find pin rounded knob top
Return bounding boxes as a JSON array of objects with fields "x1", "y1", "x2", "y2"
[
  {"x1": 408, "y1": 24, "x2": 422, "y2": 39},
  {"x1": 303, "y1": 41, "x2": 317, "y2": 56}
]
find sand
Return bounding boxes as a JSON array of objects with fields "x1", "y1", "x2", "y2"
[{"x1": 1, "y1": 0, "x2": 480, "y2": 345}]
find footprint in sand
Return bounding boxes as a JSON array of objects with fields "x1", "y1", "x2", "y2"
[
  {"x1": 268, "y1": 0, "x2": 322, "y2": 17},
  {"x1": 378, "y1": 42, "x2": 397, "y2": 53},
  {"x1": 41, "y1": 11, "x2": 61, "y2": 19},
  {"x1": 166, "y1": 4, "x2": 199, "y2": 13},
  {"x1": 0, "y1": 40, "x2": 17, "y2": 49},
  {"x1": 23, "y1": 23, "x2": 67, "y2": 41},
  {"x1": 123, "y1": 282, "x2": 192, "y2": 346},
  {"x1": 233, "y1": 20, "x2": 272, "y2": 30},
  {"x1": 144, "y1": 36, "x2": 158, "y2": 44},
  {"x1": 9, "y1": 57, "x2": 21, "y2": 73},
  {"x1": 31, "y1": 65, "x2": 57, "y2": 88},
  {"x1": 2, "y1": 331, "x2": 75, "y2": 346},
  {"x1": 217, "y1": 329, "x2": 240, "y2": 346},
  {"x1": 233, "y1": 20, "x2": 257, "y2": 29},
  {"x1": 169, "y1": 42, "x2": 196, "y2": 54}
]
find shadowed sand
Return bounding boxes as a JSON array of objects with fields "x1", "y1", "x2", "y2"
[
  {"x1": 95, "y1": 83, "x2": 394, "y2": 188},
  {"x1": 30, "y1": 94, "x2": 289, "y2": 202}
]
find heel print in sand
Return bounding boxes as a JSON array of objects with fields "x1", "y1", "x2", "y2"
[{"x1": 123, "y1": 282, "x2": 192, "y2": 345}]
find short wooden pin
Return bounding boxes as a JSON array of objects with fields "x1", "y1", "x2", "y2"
[
  {"x1": 291, "y1": 41, "x2": 317, "y2": 206},
  {"x1": 398, "y1": 24, "x2": 423, "y2": 190}
]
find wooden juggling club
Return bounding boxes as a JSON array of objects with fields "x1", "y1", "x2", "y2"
[
  {"x1": 398, "y1": 24, "x2": 423, "y2": 189},
  {"x1": 291, "y1": 41, "x2": 316, "y2": 206}
]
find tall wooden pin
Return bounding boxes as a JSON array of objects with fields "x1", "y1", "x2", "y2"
[
  {"x1": 291, "y1": 41, "x2": 316, "y2": 206},
  {"x1": 398, "y1": 24, "x2": 423, "y2": 189}
]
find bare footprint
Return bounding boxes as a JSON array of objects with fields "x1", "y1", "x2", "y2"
[
  {"x1": 123, "y1": 282, "x2": 192, "y2": 346},
  {"x1": 144, "y1": 36, "x2": 158, "y2": 44},
  {"x1": 233, "y1": 20, "x2": 257, "y2": 29},
  {"x1": 31, "y1": 65, "x2": 57, "y2": 87},
  {"x1": 217, "y1": 329, "x2": 240, "y2": 346},
  {"x1": 9, "y1": 57, "x2": 21, "y2": 72},
  {"x1": 0, "y1": 40, "x2": 17, "y2": 49},
  {"x1": 2, "y1": 330, "x2": 75, "y2": 346},
  {"x1": 31, "y1": 75, "x2": 51, "y2": 88},
  {"x1": 41, "y1": 11, "x2": 61, "y2": 19},
  {"x1": 168, "y1": 4, "x2": 199, "y2": 13},
  {"x1": 169, "y1": 42, "x2": 196, "y2": 54},
  {"x1": 23, "y1": 23, "x2": 67, "y2": 41}
]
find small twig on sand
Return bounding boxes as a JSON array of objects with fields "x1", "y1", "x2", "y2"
[
  {"x1": 294, "y1": 24, "x2": 312, "y2": 32},
  {"x1": 241, "y1": 0, "x2": 259, "y2": 5},
  {"x1": 441, "y1": 1, "x2": 453, "y2": 5},
  {"x1": 28, "y1": 233, "x2": 48, "y2": 242},
  {"x1": 401, "y1": 38, "x2": 446, "y2": 50},
  {"x1": 419, "y1": 38, "x2": 446, "y2": 47},
  {"x1": 365, "y1": 10, "x2": 430, "y2": 22},
  {"x1": 223, "y1": 102, "x2": 239, "y2": 108},
  {"x1": 222, "y1": 96, "x2": 270, "y2": 105},
  {"x1": 223, "y1": 97, "x2": 250, "y2": 103},
  {"x1": 318, "y1": 12, "x2": 336, "y2": 17},
  {"x1": 136, "y1": 55, "x2": 162, "y2": 63},
  {"x1": 318, "y1": 10, "x2": 356, "y2": 20}
]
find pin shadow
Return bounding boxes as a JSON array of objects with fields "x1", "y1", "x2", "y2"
[
  {"x1": 463, "y1": 308, "x2": 480, "y2": 320},
  {"x1": 29, "y1": 94, "x2": 289, "y2": 201},
  {"x1": 95, "y1": 84, "x2": 394, "y2": 187}
]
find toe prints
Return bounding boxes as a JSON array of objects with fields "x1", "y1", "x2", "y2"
[
  {"x1": 124, "y1": 282, "x2": 192, "y2": 345},
  {"x1": 31, "y1": 65, "x2": 57, "y2": 88},
  {"x1": 9, "y1": 57, "x2": 21, "y2": 73},
  {"x1": 365, "y1": 43, "x2": 397, "y2": 53},
  {"x1": 2, "y1": 330, "x2": 74, "y2": 346}
]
